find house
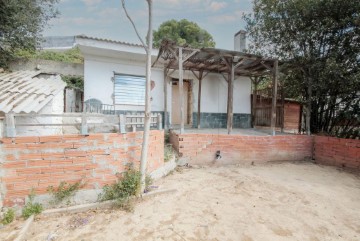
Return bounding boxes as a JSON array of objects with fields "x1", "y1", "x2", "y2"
[
  {"x1": 0, "y1": 70, "x2": 82, "y2": 137},
  {"x1": 76, "y1": 32, "x2": 272, "y2": 132}
]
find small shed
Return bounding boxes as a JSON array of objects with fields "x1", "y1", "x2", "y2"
[{"x1": 0, "y1": 71, "x2": 67, "y2": 136}]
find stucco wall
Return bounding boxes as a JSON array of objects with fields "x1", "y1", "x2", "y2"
[
  {"x1": 191, "y1": 74, "x2": 251, "y2": 114},
  {"x1": 84, "y1": 55, "x2": 164, "y2": 112}
]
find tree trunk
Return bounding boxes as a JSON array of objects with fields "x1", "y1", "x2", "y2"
[
  {"x1": 139, "y1": 0, "x2": 153, "y2": 194},
  {"x1": 306, "y1": 75, "x2": 312, "y2": 135}
]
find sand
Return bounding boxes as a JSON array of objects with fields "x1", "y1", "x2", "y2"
[{"x1": 3, "y1": 162, "x2": 360, "y2": 241}]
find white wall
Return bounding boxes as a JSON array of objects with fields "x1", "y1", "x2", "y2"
[
  {"x1": 169, "y1": 72, "x2": 252, "y2": 114},
  {"x1": 16, "y1": 91, "x2": 64, "y2": 136},
  {"x1": 84, "y1": 55, "x2": 164, "y2": 112}
]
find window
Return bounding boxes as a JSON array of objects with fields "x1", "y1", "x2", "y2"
[{"x1": 114, "y1": 74, "x2": 145, "y2": 105}]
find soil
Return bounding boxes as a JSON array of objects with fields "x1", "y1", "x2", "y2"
[{"x1": 2, "y1": 162, "x2": 360, "y2": 241}]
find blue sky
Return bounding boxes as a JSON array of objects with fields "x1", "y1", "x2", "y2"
[{"x1": 44, "y1": 0, "x2": 253, "y2": 49}]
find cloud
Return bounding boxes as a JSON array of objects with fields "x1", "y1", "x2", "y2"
[
  {"x1": 209, "y1": 1, "x2": 227, "y2": 11},
  {"x1": 81, "y1": 0, "x2": 103, "y2": 6},
  {"x1": 207, "y1": 10, "x2": 248, "y2": 24}
]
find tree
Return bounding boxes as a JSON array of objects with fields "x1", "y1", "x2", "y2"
[
  {"x1": 153, "y1": 19, "x2": 215, "y2": 48},
  {"x1": 244, "y1": 0, "x2": 360, "y2": 138},
  {"x1": 121, "y1": 0, "x2": 153, "y2": 194},
  {"x1": 0, "y1": 0, "x2": 58, "y2": 67}
]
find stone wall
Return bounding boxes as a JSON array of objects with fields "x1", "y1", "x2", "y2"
[
  {"x1": 0, "y1": 130, "x2": 164, "y2": 207},
  {"x1": 9, "y1": 59, "x2": 83, "y2": 76}
]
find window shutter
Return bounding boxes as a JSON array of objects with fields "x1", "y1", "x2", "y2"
[{"x1": 114, "y1": 74, "x2": 145, "y2": 105}]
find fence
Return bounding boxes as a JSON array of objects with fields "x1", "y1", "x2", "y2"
[{"x1": 3, "y1": 112, "x2": 162, "y2": 138}]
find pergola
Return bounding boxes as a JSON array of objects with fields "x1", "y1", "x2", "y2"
[{"x1": 153, "y1": 40, "x2": 280, "y2": 135}]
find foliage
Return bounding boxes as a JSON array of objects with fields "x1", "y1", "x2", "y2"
[
  {"x1": 0, "y1": 0, "x2": 59, "y2": 67},
  {"x1": 22, "y1": 190, "x2": 43, "y2": 219},
  {"x1": 153, "y1": 19, "x2": 216, "y2": 48},
  {"x1": 244, "y1": 0, "x2": 360, "y2": 138},
  {"x1": 47, "y1": 181, "x2": 82, "y2": 205},
  {"x1": 1, "y1": 209, "x2": 15, "y2": 225},
  {"x1": 99, "y1": 165, "x2": 153, "y2": 211},
  {"x1": 164, "y1": 144, "x2": 175, "y2": 162},
  {"x1": 15, "y1": 47, "x2": 84, "y2": 64},
  {"x1": 61, "y1": 75, "x2": 84, "y2": 90}
]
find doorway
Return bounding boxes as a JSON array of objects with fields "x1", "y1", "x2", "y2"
[{"x1": 171, "y1": 80, "x2": 189, "y2": 125}]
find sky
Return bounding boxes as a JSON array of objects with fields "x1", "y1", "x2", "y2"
[{"x1": 44, "y1": 0, "x2": 253, "y2": 50}]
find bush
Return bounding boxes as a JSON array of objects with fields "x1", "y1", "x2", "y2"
[
  {"x1": 22, "y1": 191, "x2": 43, "y2": 219},
  {"x1": 164, "y1": 144, "x2": 175, "y2": 162},
  {"x1": 1, "y1": 209, "x2": 15, "y2": 225},
  {"x1": 47, "y1": 181, "x2": 82, "y2": 205},
  {"x1": 99, "y1": 165, "x2": 153, "y2": 211}
]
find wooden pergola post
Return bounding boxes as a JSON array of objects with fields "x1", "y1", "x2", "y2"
[
  {"x1": 179, "y1": 47, "x2": 184, "y2": 134},
  {"x1": 163, "y1": 68, "x2": 168, "y2": 130},
  {"x1": 252, "y1": 77, "x2": 258, "y2": 128},
  {"x1": 227, "y1": 66, "x2": 234, "y2": 134},
  {"x1": 197, "y1": 75, "x2": 202, "y2": 129},
  {"x1": 270, "y1": 60, "x2": 279, "y2": 136}
]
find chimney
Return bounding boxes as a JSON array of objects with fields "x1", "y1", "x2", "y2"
[{"x1": 234, "y1": 30, "x2": 246, "y2": 52}]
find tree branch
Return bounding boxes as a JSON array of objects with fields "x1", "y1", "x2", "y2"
[{"x1": 121, "y1": 0, "x2": 147, "y2": 51}]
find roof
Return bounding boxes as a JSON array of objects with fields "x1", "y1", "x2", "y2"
[
  {"x1": 155, "y1": 39, "x2": 277, "y2": 77},
  {"x1": 76, "y1": 35, "x2": 145, "y2": 48},
  {"x1": 0, "y1": 71, "x2": 66, "y2": 114}
]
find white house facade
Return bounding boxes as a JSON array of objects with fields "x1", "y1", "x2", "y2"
[{"x1": 77, "y1": 35, "x2": 252, "y2": 129}]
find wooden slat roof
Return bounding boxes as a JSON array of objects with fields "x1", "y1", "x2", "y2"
[{"x1": 155, "y1": 39, "x2": 277, "y2": 77}]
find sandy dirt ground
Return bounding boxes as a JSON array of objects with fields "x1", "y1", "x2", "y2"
[{"x1": 2, "y1": 162, "x2": 360, "y2": 241}]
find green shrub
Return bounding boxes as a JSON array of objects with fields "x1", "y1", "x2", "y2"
[
  {"x1": 164, "y1": 144, "x2": 176, "y2": 162},
  {"x1": 22, "y1": 191, "x2": 43, "y2": 219},
  {"x1": 15, "y1": 47, "x2": 84, "y2": 64},
  {"x1": 1, "y1": 209, "x2": 15, "y2": 225},
  {"x1": 47, "y1": 181, "x2": 82, "y2": 205},
  {"x1": 99, "y1": 165, "x2": 153, "y2": 211}
]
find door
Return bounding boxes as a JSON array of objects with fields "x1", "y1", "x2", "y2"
[{"x1": 172, "y1": 80, "x2": 189, "y2": 125}]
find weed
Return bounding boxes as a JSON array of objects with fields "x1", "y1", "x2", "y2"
[
  {"x1": 22, "y1": 190, "x2": 43, "y2": 219},
  {"x1": 99, "y1": 165, "x2": 153, "y2": 212},
  {"x1": 164, "y1": 131, "x2": 170, "y2": 144},
  {"x1": 1, "y1": 208, "x2": 15, "y2": 225},
  {"x1": 164, "y1": 144, "x2": 175, "y2": 162},
  {"x1": 47, "y1": 181, "x2": 82, "y2": 205}
]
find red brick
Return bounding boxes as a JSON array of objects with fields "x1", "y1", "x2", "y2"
[
  {"x1": 28, "y1": 160, "x2": 51, "y2": 167},
  {"x1": 3, "y1": 161, "x2": 27, "y2": 169},
  {"x1": 18, "y1": 153, "x2": 42, "y2": 161},
  {"x1": 14, "y1": 136, "x2": 40, "y2": 144},
  {"x1": 39, "y1": 135, "x2": 63, "y2": 143}
]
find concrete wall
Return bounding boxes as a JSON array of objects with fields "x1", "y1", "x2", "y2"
[
  {"x1": 0, "y1": 130, "x2": 164, "y2": 207},
  {"x1": 9, "y1": 59, "x2": 83, "y2": 76},
  {"x1": 16, "y1": 91, "x2": 64, "y2": 136},
  {"x1": 314, "y1": 136, "x2": 359, "y2": 169}
]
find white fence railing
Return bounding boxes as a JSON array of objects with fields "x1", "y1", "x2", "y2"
[{"x1": 2, "y1": 112, "x2": 162, "y2": 138}]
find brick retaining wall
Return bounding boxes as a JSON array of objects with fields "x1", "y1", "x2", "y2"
[
  {"x1": 0, "y1": 130, "x2": 164, "y2": 207},
  {"x1": 170, "y1": 131, "x2": 313, "y2": 165},
  {"x1": 314, "y1": 136, "x2": 359, "y2": 169}
]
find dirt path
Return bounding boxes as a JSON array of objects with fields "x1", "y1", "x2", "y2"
[{"x1": 4, "y1": 162, "x2": 360, "y2": 241}]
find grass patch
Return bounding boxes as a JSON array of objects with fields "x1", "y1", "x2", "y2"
[
  {"x1": 1, "y1": 209, "x2": 15, "y2": 225},
  {"x1": 22, "y1": 191, "x2": 43, "y2": 219}
]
